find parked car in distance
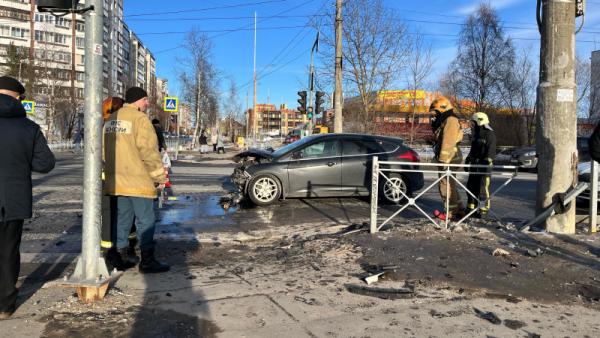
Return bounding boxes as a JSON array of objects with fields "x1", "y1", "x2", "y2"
[
  {"x1": 510, "y1": 137, "x2": 590, "y2": 171},
  {"x1": 284, "y1": 129, "x2": 302, "y2": 144},
  {"x1": 510, "y1": 146, "x2": 537, "y2": 169},
  {"x1": 231, "y1": 133, "x2": 424, "y2": 206}
]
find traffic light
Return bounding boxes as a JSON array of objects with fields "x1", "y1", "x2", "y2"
[
  {"x1": 37, "y1": 1, "x2": 93, "y2": 14},
  {"x1": 315, "y1": 91, "x2": 325, "y2": 114},
  {"x1": 297, "y1": 91, "x2": 307, "y2": 114},
  {"x1": 37, "y1": 0, "x2": 79, "y2": 11},
  {"x1": 307, "y1": 107, "x2": 314, "y2": 120}
]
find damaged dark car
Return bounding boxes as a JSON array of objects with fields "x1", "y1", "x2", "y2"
[{"x1": 232, "y1": 133, "x2": 424, "y2": 206}]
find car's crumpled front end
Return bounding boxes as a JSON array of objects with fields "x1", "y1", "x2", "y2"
[{"x1": 231, "y1": 149, "x2": 274, "y2": 193}]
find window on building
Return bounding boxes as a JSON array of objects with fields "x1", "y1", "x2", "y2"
[
  {"x1": 11, "y1": 27, "x2": 28, "y2": 39},
  {"x1": 0, "y1": 25, "x2": 10, "y2": 37},
  {"x1": 76, "y1": 22, "x2": 84, "y2": 32},
  {"x1": 76, "y1": 37, "x2": 85, "y2": 48}
]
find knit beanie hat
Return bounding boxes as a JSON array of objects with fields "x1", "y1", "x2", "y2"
[
  {"x1": 125, "y1": 87, "x2": 148, "y2": 103},
  {"x1": 0, "y1": 76, "x2": 25, "y2": 94}
]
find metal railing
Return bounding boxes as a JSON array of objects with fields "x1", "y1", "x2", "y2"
[{"x1": 369, "y1": 157, "x2": 520, "y2": 233}]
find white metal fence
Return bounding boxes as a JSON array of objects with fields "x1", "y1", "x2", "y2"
[{"x1": 369, "y1": 157, "x2": 520, "y2": 233}]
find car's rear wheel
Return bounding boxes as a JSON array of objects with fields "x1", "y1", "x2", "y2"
[
  {"x1": 379, "y1": 173, "x2": 410, "y2": 204},
  {"x1": 248, "y1": 174, "x2": 281, "y2": 206}
]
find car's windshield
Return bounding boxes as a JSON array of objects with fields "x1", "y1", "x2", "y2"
[{"x1": 272, "y1": 136, "x2": 317, "y2": 157}]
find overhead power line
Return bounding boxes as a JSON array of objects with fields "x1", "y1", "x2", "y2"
[
  {"x1": 136, "y1": 25, "x2": 308, "y2": 36},
  {"x1": 127, "y1": 14, "x2": 329, "y2": 22},
  {"x1": 124, "y1": 0, "x2": 289, "y2": 18}
]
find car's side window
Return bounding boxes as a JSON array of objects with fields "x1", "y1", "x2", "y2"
[
  {"x1": 342, "y1": 139, "x2": 386, "y2": 156},
  {"x1": 299, "y1": 140, "x2": 340, "y2": 159}
]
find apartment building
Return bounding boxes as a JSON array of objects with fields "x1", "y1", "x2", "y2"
[{"x1": 0, "y1": 0, "x2": 158, "y2": 139}]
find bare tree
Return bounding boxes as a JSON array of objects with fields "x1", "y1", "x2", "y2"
[
  {"x1": 316, "y1": 0, "x2": 410, "y2": 133},
  {"x1": 405, "y1": 33, "x2": 434, "y2": 145},
  {"x1": 447, "y1": 3, "x2": 516, "y2": 110},
  {"x1": 222, "y1": 78, "x2": 242, "y2": 141},
  {"x1": 177, "y1": 29, "x2": 219, "y2": 147},
  {"x1": 3, "y1": 43, "x2": 29, "y2": 78},
  {"x1": 575, "y1": 54, "x2": 591, "y2": 119},
  {"x1": 496, "y1": 49, "x2": 537, "y2": 145}
]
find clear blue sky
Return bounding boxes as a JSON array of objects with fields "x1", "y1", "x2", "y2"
[{"x1": 123, "y1": 0, "x2": 600, "y2": 113}]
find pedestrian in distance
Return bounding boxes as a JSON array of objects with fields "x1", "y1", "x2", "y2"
[
  {"x1": 0, "y1": 76, "x2": 55, "y2": 319},
  {"x1": 430, "y1": 96, "x2": 465, "y2": 221},
  {"x1": 152, "y1": 118, "x2": 167, "y2": 153},
  {"x1": 465, "y1": 112, "x2": 496, "y2": 219},
  {"x1": 217, "y1": 132, "x2": 226, "y2": 154},
  {"x1": 199, "y1": 129, "x2": 209, "y2": 154},
  {"x1": 103, "y1": 87, "x2": 170, "y2": 273},
  {"x1": 211, "y1": 130, "x2": 218, "y2": 153}
]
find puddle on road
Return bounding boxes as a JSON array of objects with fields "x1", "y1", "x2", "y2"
[{"x1": 158, "y1": 195, "x2": 239, "y2": 227}]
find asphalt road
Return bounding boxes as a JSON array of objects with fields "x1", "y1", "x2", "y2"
[{"x1": 24, "y1": 151, "x2": 586, "y2": 266}]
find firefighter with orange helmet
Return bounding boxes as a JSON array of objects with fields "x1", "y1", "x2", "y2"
[{"x1": 430, "y1": 96, "x2": 465, "y2": 220}]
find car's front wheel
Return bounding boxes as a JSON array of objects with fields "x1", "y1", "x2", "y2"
[
  {"x1": 379, "y1": 173, "x2": 410, "y2": 204},
  {"x1": 248, "y1": 174, "x2": 282, "y2": 206}
]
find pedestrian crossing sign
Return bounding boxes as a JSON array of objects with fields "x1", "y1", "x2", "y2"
[
  {"x1": 22, "y1": 100, "x2": 35, "y2": 115},
  {"x1": 164, "y1": 97, "x2": 179, "y2": 112}
]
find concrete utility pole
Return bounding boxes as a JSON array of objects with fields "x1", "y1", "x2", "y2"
[
  {"x1": 536, "y1": 0, "x2": 577, "y2": 233},
  {"x1": 333, "y1": 0, "x2": 343, "y2": 133}
]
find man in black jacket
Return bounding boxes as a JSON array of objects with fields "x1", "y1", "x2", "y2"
[
  {"x1": 152, "y1": 119, "x2": 167, "y2": 152},
  {"x1": 465, "y1": 112, "x2": 496, "y2": 219},
  {"x1": 589, "y1": 122, "x2": 600, "y2": 163},
  {"x1": 0, "y1": 76, "x2": 55, "y2": 319}
]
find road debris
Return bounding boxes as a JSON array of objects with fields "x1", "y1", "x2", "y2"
[
  {"x1": 492, "y1": 248, "x2": 510, "y2": 257},
  {"x1": 504, "y1": 319, "x2": 527, "y2": 330},
  {"x1": 525, "y1": 248, "x2": 544, "y2": 257},
  {"x1": 473, "y1": 308, "x2": 501, "y2": 325},
  {"x1": 364, "y1": 272, "x2": 386, "y2": 285},
  {"x1": 345, "y1": 284, "x2": 414, "y2": 300}
]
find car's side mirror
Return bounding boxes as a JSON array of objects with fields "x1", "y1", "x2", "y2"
[{"x1": 292, "y1": 151, "x2": 303, "y2": 160}]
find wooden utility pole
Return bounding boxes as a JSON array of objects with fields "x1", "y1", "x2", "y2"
[
  {"x1": 252, "y1": 11, "x2": 258, "y2": 139},
  {"x1": 536, "y1": 0, "x2": 577, "y2": 233},
  {"x1": 28, "y1": 1, "x2": 35, "y2": 95},
  {"x1": 333, "y1": 0, "x2": 343, "y2": 133},
  {"x1": 71, "y1": 11, "x2": 77, "y2": 138}
]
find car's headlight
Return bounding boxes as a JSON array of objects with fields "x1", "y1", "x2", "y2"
[{"x1": 524, "y1": 151, "x2": 536, "y2": 157}]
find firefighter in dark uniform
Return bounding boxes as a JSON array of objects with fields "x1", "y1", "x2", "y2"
[{"x1": 465, "y1": 112, "x2": 496, "y2": 218}]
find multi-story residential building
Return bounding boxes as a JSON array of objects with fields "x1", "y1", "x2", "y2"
[
  {"x1": 0, "y1": 0, "x2": 157, "y2": 139},
  {"x1": 246, "y1": 103, "x2": 307, "y2": 136}
]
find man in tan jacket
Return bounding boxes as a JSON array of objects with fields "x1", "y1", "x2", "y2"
[
  {"x1": 104, "y1": 87, "x2": 169, "y2": 273},
  {"x1": 430, "y1": 97, "x2": 465, "y2": 220}
]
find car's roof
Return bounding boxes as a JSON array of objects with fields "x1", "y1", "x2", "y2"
[{"x1": 309, "y1": 133, "x2": 404, "y2": 142}]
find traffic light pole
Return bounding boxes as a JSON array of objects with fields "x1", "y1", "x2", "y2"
[
  {"x1": 536, "y1": 0, "x2": 577, "y2": 234},
  {"x1": 308, "y1": 49, "x2": 315, "y2": 133}
]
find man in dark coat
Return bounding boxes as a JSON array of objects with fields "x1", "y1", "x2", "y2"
[
  {"x1": 589, "y1": 122, "x2": 600, "y2": 162},
  {"x1": 0, "y1": 76, "x2": 55, "y2": 319},
  {"x1": 152, "y1": 119, "x2": 167, "y2": 152},
  {"x1": 465, "y1": 112, "x2": 497, "y2": 219}
]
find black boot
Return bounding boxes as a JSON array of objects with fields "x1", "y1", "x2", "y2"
[
  {"x1": 105, "y1": 248, "x2": 136, "y2": 271},
  {"x1": 139, "y1": 249, "x2": 170, "y2": 274},
  {"x1": 127, "y1": 237, "x2": 139, "y2": 264}
]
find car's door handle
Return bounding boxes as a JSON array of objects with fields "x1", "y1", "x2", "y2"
[{"x1": 327, "y1": 161, "x2": 337, "y2": 167}]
